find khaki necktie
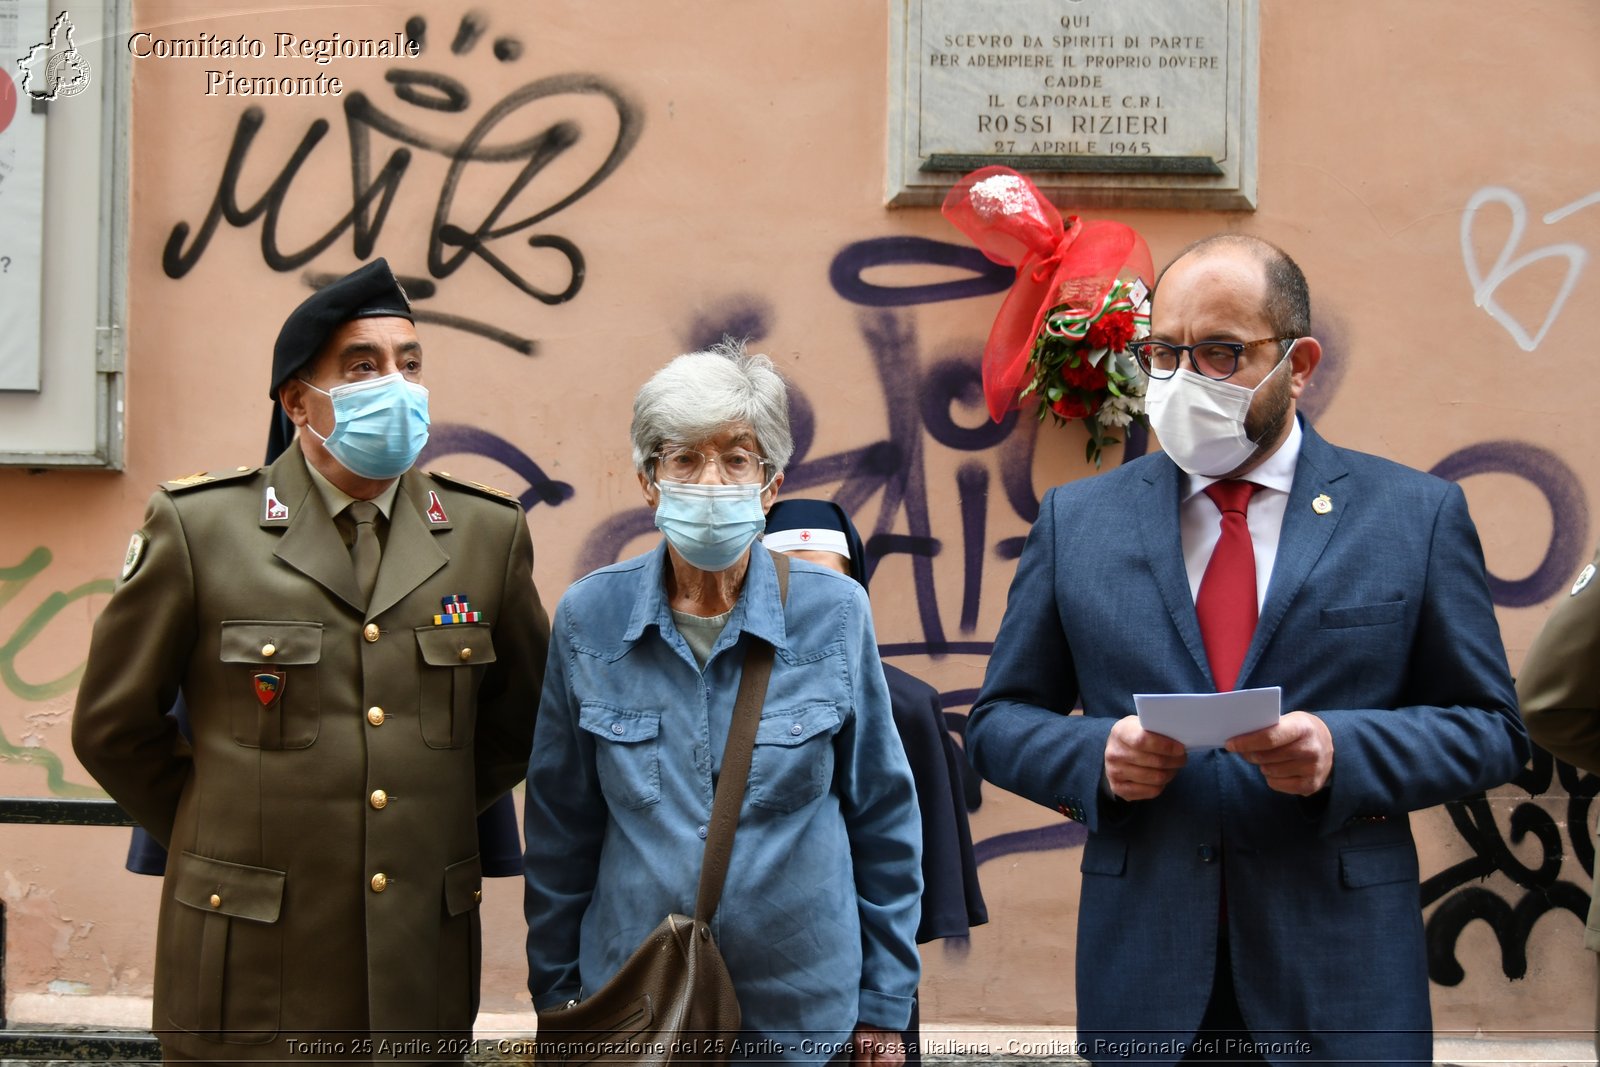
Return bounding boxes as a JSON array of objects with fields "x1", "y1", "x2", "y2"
[{"x1": 347, "y1": 501, "x2": 381, "y2": 606}]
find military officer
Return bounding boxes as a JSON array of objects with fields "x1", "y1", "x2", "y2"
[
  {"x1": 1518, "y1": 542, "x2": 1600, "y2": 1055},
  {"x1": 72, "y1": 259, "x2": 550, "y2": 1063}
]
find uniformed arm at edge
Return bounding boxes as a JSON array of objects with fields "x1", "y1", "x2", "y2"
[
  {"x1": 70, "y1": 490, "x2": 200, "y2": 846},
  {"x1": 473, "y1": 507, "x2": 550, "y2": 812},
  {"x1": 1517, "y1": 542, "x2": 1600, "y2": 774}
]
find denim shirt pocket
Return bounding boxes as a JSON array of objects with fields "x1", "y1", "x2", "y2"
[
  {"x1": 578, "y1": 703, "x2": 663, "y2": 810},
  {"x1": 749, "y1": 702, "x2": 842, "y2": 814}
]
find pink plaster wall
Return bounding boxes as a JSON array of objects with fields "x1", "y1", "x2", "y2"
[{"x1": 2, "y1": 0, "x2": 1596, "y2": 1041}]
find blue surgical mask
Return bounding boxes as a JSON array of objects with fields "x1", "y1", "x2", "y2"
[
  {"x1": 654, "y1": 481, "x2": 767, "y2": 572},
  {"x1": 304, "y1": 372, "x2": 430, "y2": 480}
]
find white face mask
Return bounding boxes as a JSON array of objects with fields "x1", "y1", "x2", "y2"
[{"x1": 1144, "y1": 341, "x2": 1295, "y2": 477}]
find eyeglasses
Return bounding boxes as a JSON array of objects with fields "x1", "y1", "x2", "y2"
[
  {"x1": 650, "y1": 446, "x2": 773, "y2": 486},
  {"x1": 1129, "y1": 336, "x2": 1298, "y2": 381}
]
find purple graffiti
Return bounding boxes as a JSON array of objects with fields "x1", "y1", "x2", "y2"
[
  {"x1": 1429, "y1": 441, "x2": 1589, "y2": 607},
  {"x1": 419, "y1": 424, "x2": 574, "y2": 512}
]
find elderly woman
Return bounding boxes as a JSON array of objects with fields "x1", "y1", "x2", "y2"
[{"x1": 524, "y1": 341, "x2": 923, "y2": 1065}]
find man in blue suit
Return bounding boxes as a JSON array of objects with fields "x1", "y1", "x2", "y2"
[{"x1": 967, "y1": 234, "x2": 1529, "y2": 1065}]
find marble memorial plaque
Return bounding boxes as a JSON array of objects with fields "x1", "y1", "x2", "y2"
[{"x1": 889, "y1": 0, "x2": 1258, "y2": 209}]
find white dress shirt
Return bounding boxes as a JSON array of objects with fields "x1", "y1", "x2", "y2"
[{"x1": 1179, "y1": 417, "x2": 1304, "y2": 613}]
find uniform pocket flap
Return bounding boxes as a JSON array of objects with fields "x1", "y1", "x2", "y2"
[
  {"x1": 1320, "y1": 600, "x2": 1405, "y2": 629},
  {"x1": 755, "y1": 703, "x2": 842, "y2": 747},
  {"x1": 578, "y1": 703, "x2": 661, "y2": 744},
  {"x1": 444, "y1": 854, "x2": 483, "y2": 917},
  {"x1": 219, "y1": 621, "x2": 323, "y2": 665},
  {"x1": 416, "y1": 623, "x2": 497, "y2": 667},
  {"x1": 172, "y1": 851, "x2": 287, "y2": 923},
  {"x1": 1079, "y1": 835, "x2": 1128, "y2": 876},
  {"x1": 1339, "y1": 843, "x2": 1418, "y2": 888}
]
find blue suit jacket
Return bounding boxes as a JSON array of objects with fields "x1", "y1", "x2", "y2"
[{"x1": 968, "y1": 423, "x2": 1529, "y2": 1065}]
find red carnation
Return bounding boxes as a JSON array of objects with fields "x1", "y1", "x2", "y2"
[
  {"x1": 1087, "y1": 310, "x2": 1137, "y2": 352},
  {"x1": 1060, "y1": 356, "x2": 1108, "y2": 392},
  {"x1": 1050, "y1": 393, "x2": 1094, "y2": 421}
]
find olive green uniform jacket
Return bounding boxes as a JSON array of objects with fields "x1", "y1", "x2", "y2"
[
  {"x1": 72, "y1": 442, "x2": 550, "y2": 1062},
  {"x1": 1517, "y1": 542, "x2": 1600, "y2": 952}
]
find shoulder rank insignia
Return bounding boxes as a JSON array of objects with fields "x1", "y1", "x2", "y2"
[
  {"x1": 162, "y1": 466, "x2": 258, "y2": 493},
  {"x1": 428, "y1": 470, "x2": 518, "y2": 505}
]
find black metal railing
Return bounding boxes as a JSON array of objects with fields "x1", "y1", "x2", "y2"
[{"x1": 0, "y1": 797, "x2": 159, "y2": 1062}]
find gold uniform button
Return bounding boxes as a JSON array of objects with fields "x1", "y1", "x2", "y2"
[
  {"x1": 261, "y1": 642, "x2": 276, "y2": 658},
  {"x1": 370, "y1": 789, "x2": 388, "y2": 810},
  {"x1": 458, "y1": 647, "x2": 472, "y2": 662},
  {"x1": 370, "y1": 873, "x2": 388, "y2": 893},
  {"x1": 209, "y1": 893, "x2": 222, "y2": 909},
  {"x1": 363, "y1": 624, "x2": 380, "y2": 643},
  {"x1": 472, "y1": 889, "x2": 482, "y2": 904},
  {"x1": 367, "y1": 706, "x2": 385, "y2": 726}
]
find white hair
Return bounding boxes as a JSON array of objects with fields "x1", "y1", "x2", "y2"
[{"x1": 630, "y1": 339, "x2": 794, "y2": 477}]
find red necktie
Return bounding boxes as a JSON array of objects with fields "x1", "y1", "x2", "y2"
[{"x1": 1196, "y1": 480, "x2": 1259, "y2": 692}]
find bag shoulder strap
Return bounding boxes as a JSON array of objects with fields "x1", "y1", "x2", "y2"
[{"x1": 694, "y1": 551, "x2": 789, "y2": 923}]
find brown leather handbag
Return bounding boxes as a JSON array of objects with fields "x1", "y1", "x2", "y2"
[{"x1": 534, "y1": 556, "x2": 788, "y2": 1066}]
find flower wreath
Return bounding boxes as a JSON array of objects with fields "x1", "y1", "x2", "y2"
[
  {"x1": 1022, "y1": 277, "x2": 1151, "y2": 466},
  {"x1": 941, "y1": 166, "x2": 1153, "y2": 467}
]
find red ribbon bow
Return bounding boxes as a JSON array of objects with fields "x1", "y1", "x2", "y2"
[{"x1": 941, "y1": 166, "x2": 1152, "y2": 423}]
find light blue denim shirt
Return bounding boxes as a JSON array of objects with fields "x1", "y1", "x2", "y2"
[{"x1": 524, "y1": 540, "x2": 922, "y2": 1061}]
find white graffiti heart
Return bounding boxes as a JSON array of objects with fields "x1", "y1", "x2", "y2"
[{"x1": 1460, "y1": 186, "x2": 1588, "y2": 352}]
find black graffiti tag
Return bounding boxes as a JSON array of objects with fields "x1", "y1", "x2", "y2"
[{"x1": 162, "y1": 74, "x2": 643, "y2": 338}]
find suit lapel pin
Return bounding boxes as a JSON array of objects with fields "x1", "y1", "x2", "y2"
[
  {"x1": 425, "y1": 491, "x2": 449, "y2": 524},
  {"x1": 1312, "y1": 493, "x2": 1333, "y2": 515},
  {"x1": 264, "y1": 486, "x2": 289, "y2": 521}
]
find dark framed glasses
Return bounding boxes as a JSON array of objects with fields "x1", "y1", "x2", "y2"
[{"x1": 1129, "y1": 336, "x2": 1298, "y2": 381}]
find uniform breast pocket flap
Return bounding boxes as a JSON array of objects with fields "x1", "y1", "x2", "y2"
[
  {"x1": 578, "y1": 704, "x2": 662, "y2": 810},
  {"x1": 219, "y1": 620, "x2": 323, "y2": 750},
  {"x1": 417, "y1": 624, "x2": 497, "y2": 749},
  {"x1": 750, "y1": 702, "x2": 842, "y2": 814}
]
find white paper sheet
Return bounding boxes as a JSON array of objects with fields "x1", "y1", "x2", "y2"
[{"x1": 1133, "y1": 686, "x2": 1282, "y2": 750}]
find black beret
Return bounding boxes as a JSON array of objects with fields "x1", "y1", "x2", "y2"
[{"x1": 268, "y1": 258, "x2": 413, "y2": 399}]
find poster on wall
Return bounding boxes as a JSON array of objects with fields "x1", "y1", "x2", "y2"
[{"x1": 0, "y1": 0, "x2": 50, "y2": 392}]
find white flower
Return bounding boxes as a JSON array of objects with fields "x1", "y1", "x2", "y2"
[
  {"x1": 1098, "y1": 393, "x2": 1142, "y2": 428},
  {"x1": 970, "y1": 174, "x2": 1035, "y2": 221}
]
